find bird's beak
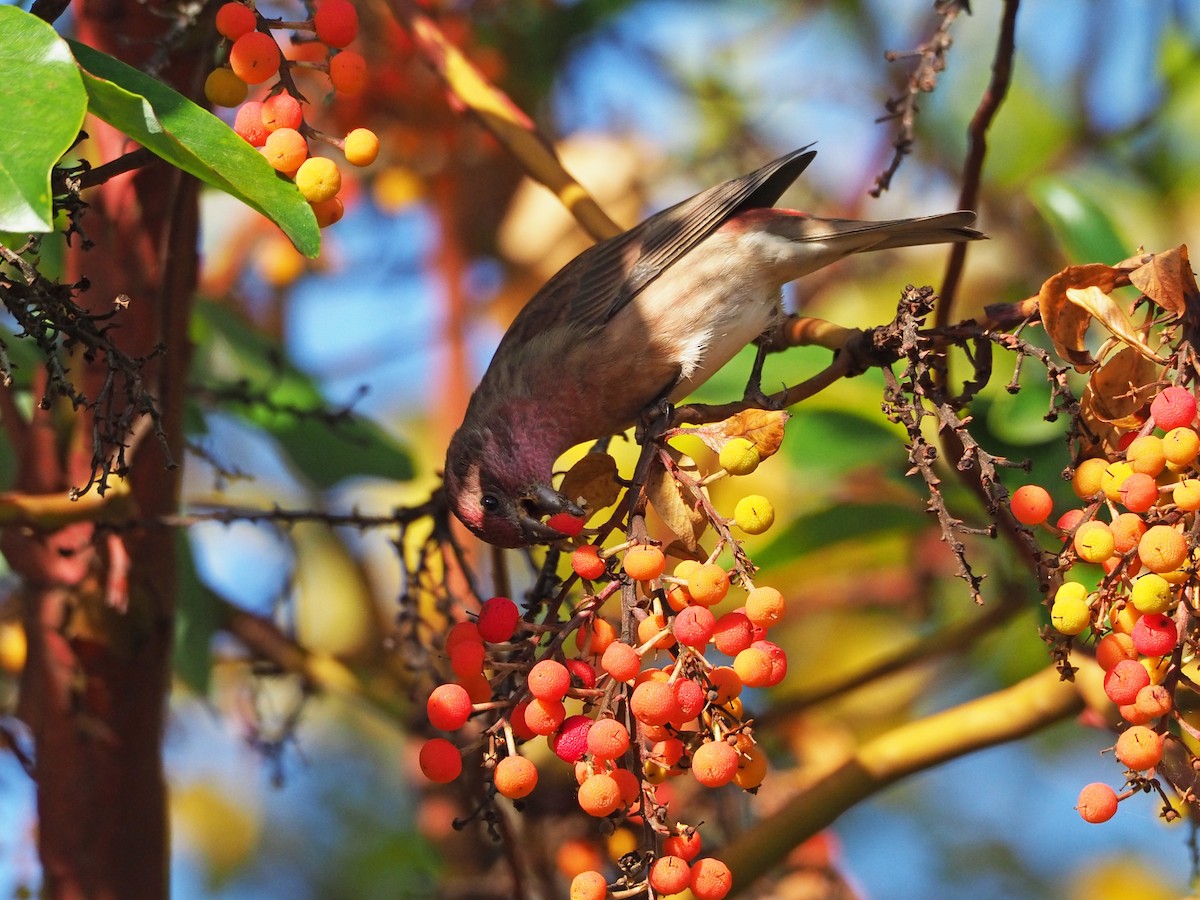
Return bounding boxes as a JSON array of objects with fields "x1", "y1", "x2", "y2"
[{"x1": 516, "y1": 484, "x2": 585, "y2": 543}]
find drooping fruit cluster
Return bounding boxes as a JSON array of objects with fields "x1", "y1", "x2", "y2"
[
  {"x1": 1011, "y1": 382, "x2": 1200, "y2": 824},
  {"x1": 206, "y1": 0, "x2": 381, "y2": 228}
]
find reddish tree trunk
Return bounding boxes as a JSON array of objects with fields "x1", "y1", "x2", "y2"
[{"x1": 4, "y1": 2, "x2": 205, "y2": 896}]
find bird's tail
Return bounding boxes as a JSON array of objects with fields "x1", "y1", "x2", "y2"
[{"x1": 789, "y1": 210, "x2": 985, "y2": 250}]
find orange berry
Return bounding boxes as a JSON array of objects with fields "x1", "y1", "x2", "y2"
[
  {"x1": 709, "y1": 666, "x2": 742, "y2": 703},
  {"x1": 263, "y1": 127, "x2": 308, "y2": 173},
  {"x1": 295, "y1": 156, "x2": 341, "y2": 202},
  {"x1": 576, "y1": 617, "x2": 617, "y2": 655},
  {"x1": 1126, "y1": 434, "x2": 1166, "y2": 476},
  {"x1": 1095, "y1": 632, "x2": 1137, "y2": 671},
  {"x1": 600, "y1": 641, "x2": 640, "y2": 682},
  {"x1": 1110, "y1": 512, "x2": 1147, "y2": 554},
  {"x1": 215, "y1": 2, "x2": 257, "y2": 40},
  {"x1": 572, "y1": 544, "x2": 607, "y2": 580},
  {"x1": 611, "y1": 766, "x2": 640, "y2": 806},
  {"x1": 524, "y1": 697, "x2": 565, "y2": 736},
  {"x1": 691, "y1": 740, "x2": 739, "y2": 788},
  {"x1": 1114, "y1": 725, "x2": 1164, "y2": 770},
  {"x1": 557, "y1": 839, "x2": 604, "y2": 878},
  {"x1": 229, "y1": 31, "x2": 280, "y2": 84},
  {"x1": 329, "y1": 50, "x2": 367, "y2": 95},
  {"x1": 261, "y1": 92, "x2": 303, "y2": 131},
  {"x1": 310, "y1": 196, "x2": 345, "y2": 228},
  {"x1": 1072, "y1": 457, "x2": 1108, "y2": 499},
  {"x1": 528, "y1": 659, "x2": 571, "y2": 700},
  {"x1": 1118, "y1": 473, "x2": 1158, "y2": 513},
  {"x1": 650, "y1": 856, "x2": 692, "y2": 895},
  {"x1": 587, "y1": 718, "x2": 630, "y2": 760},
  {"x1": 687, "y1": 563, "x2": 730, "y2": 607},
  {"x1": 1011, "y1": 484, "x2": 1053, "y2": 525},
  {"x1": 1109, "y1": 603, "x2": 1141, "y2": 636},
  {"x1": 1138, "y1": 524, "x2": 1188, "y2": 573},
  {"x1": 427, "y1": 683, "x2": 472, "y2": 731},
  {"x1": 690, "y1": 857, "x2": 733, "y2": 900},
  {"x1": 569, "y1": 870, "x2": 607, "y2": 900},
  {"x1": 343, "y1": 127, "x2": 380, "y2": 166},
  {"x1": 733, "y1": 647, "x2": 773, "y2": 688},
  {"x1": 624, "y1": 544, "x2": 666, "y2": 581},
  {"x1": 638, "y1": 612, "x2": 675, "y2": 650},
  {"x1": 1076, "y1": 782, "x2": 1119, "y2": 823},
  {"x1": 744, "y1": 586, "x2": 785, "y2": 629},
  {"x1": 457, "y1": 673, "x2": 491, "y2": 704},
  {"x1": 418, "y1": 737, "x2": 461, "y2": 783},
  {"x1": 578, "y1": 772, "x2": 623, "y2": 817},
  {"x1": 751, "y1": 639, "x2": 787, "y2": 686},
  {"x1": 1136, "y1": 684, "x2": 1174, "y2": 718},
  {"x1": 204, "y1": 67, "x2": 247, "y2": 107},
  {"x1": 664, "y1": 830, "x2": 702, "y2": 862},
  {"x1": 631, "y1": 680, "x2": 677, "y2": 727},
  {"x1": 314, "y1": 0, "x2": 359, "y2": 47},
  {"x1": 494, "y1": 755, "x2": 538, "y2": 799},
  {"x1": 733, "y1": 739, "x2": 769, "y2": 790}
]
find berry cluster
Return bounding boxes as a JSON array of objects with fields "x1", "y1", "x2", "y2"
[
  {"x1": 205, "y1": 0, "x2": 380, "y2": 227},
  {"x1": 1012, "y1": 383, "x2": 1200, "y2": 824},
  {"x1": 418, "y1": 429, "x2": 789, "y2": 897}
]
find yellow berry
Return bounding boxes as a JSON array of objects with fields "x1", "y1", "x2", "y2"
[
  {"x1": 1100, "y1": 462, "x2": 1134, "y2": 503},
  {"x1": 1126, "y1": 435, "x2": 1166, "y2": 476},
  {"x1": 1163, "y1": 427, "x2": 1200, "y2": 466},
  {"x1": 1175, "y1": 479, "x2": 1200, "y2": 511},
  {"x1": 719, "y1": 437, "x2": 760, "y2": 476},
  {"x1": 1072, "y1": 457, "x2": 1108, "y2": 499},
  {"x1": 204, "y1": 67, "x2": 248, "y2": 107},
  {"x1": 1130, "y1": 573, "x2": 1173, "y2": 615},
  {"x1": 0, "y1": 621, "x2": 26, "y2": 674},
  {"x1": 733, "y1": 494, "x2": 774, "y2": 535},
  {"x1": 295, "y1": 157, "x2": 342, "y2": 202},
  {"x1": 1073, "y1": 520, "x2": 1115, "y2": 564},
  {"x1": 343, "y1": 127, "x2": 380, "y2": 167},
  {"x1": 1051, "y1": 593, "x2": 1091, "y2": 635}
]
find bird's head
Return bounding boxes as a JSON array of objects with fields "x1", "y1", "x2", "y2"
[{"x1": 444, "y1": 422, "x2": 584, "y2": 548}]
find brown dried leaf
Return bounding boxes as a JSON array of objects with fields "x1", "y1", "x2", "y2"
[
  {"x1": 1128, "y1": 245, "x2": 1198, "y2": 319},
  {"x1": 558, "y1": 453, "x2": 623, "y2": 513},
  {"x1": 647, "y1": 449, "x2": 708, "y2": 551},
  {"x1": 1080, "y1": 346, "x2": 1160, "y2": 452},
  {"x1": 1035, "y1": 263, "x2": 1130, "y2": 371},
  {"x1": 1065, "y1": 286, "x2": 1166, "y2": 366},
  {"x1": 686, "y1": 409, "x2": 790, "y2": 459}
]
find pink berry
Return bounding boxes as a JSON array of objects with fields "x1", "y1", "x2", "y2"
[{"x1": 1152, "y1": 385, "x2": 1197, "y2": 431}]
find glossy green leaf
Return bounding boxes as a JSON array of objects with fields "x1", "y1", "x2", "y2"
[
  {"x1": 190, "y1": 302, "x2": 414, "y2": 487},
  {"x1": 0, "y1": 7, "x2": 88, "y2": 231},
  {"x1": 1029, "y1": 177, "x2": 1129, "y2": 265},
  {"x1": 67, "y1": 40, "x2": 320, "y2": 257}
]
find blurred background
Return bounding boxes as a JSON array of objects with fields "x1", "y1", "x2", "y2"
[{"x1": 3, "y1": 0, "x2": 1200, "y2": 896}]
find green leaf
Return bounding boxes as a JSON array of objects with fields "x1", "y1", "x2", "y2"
[
  {"x1": 66, "y1": 40, "x2": 320, "y2": 257},
  {"x1": 755, "y1": 501, "x2": 926, "y2": 569},
  {"x1": 175, "y1": 530, "x2": 218, "y2": 696},
  {"x1": 1029, "y1": 177, "x2": 1129, "y2": 265},
  {"x1": 191, "y1": 301, "x2": 414, "y2": 487},
  {"x1": 0, "y1": 7, "x2": 88, "y2": 232}
]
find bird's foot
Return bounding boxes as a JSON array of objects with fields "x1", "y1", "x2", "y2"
[{"x1": 635, "y1": 397, "x2": 674, "y2": 445}]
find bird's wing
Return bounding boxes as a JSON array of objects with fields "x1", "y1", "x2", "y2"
[{"x1": 544, "y1": 146, "x2": 818, "y2": 333}]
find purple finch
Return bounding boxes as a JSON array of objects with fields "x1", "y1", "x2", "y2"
[{"x1": 445, "y1": 147, "x2": 983, "y2": 546}]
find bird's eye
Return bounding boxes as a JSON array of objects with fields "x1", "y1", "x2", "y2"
[{"x1": 480, "y1": 493, "x2": 500, "y2": 514}]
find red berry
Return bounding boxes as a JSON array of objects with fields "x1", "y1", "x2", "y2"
[
  {"x1": 313, "y1": 0, "x2": 359, "y2": 48},
  {"x1": 229, "y1": 31, "x2": 280, "y2": 84},
  {"x1": 673, "y1": 605, "x2": 715, "y2": 648},
  {"x1": 712, "y1": 611, "x2": 754, "y2": 656},
  {"x1": 1103, "y1": 659, "x2": 1151, "y2": 705},
  {"x1": 564, "y1": 657, "x2": 597, "y2": 689},
  {"x1": 547, "y1": 512, "x2": 585, "y2": 537},
  {"x1": 1152, "y1": 385, "x2": 1197, "y2": 431},
  {"x1": 418, "y1": 737, "x2": 462, "y2": 783},
  {"x1": 261, "y1": 92, "x2": 303, "y2": 132},
  {"x1": 550, "y1": 715, "x2": 593, "y2": 763},
  {"x1": 1131, "y1": 613, "x2": 1178, "y2": 656},
  {"x1": 233, "y1": 101, "x2": 269, "y2": 146},
  {"x1": 477, "y1": 596, "x2": 519, "y2": 643},
  {"x1": 329, "y1": 50, "x2": 368, "y2": 95}
]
